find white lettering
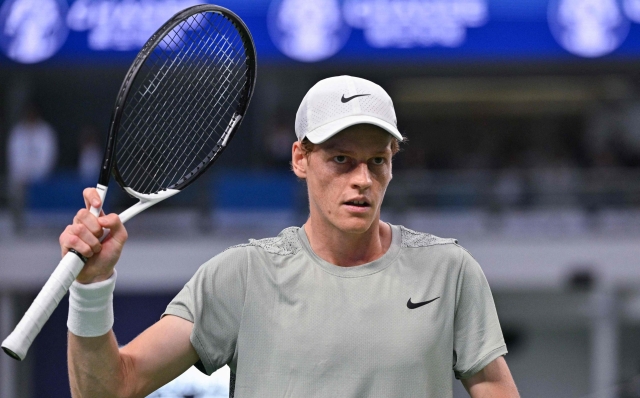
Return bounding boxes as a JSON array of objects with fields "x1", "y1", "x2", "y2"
[
  {"x1": 67, "y1": 0, "x2": 200, "y2": 51},
  {"x1": 343, "y1": 0, "x2": 488, "y2": 49}
]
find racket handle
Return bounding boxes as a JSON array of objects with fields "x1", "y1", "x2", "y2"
[
  {"x1": 91, "y1": 184, "x2": 111, "y2": 241},
  {"x1": 90, "y1": 184, "x2": 108, "y2": 217},
  {"x1": 1, "y1": 251, "x2": 85, "y2": 360}
]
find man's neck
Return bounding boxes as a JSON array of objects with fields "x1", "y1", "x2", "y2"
[{"x1": 303, "y1": 218, "x2": 392, "y2": 267}]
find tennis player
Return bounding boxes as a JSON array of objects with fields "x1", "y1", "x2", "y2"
[{"x1": 62, "y1": 76, "x2": 519, "y2": 397}]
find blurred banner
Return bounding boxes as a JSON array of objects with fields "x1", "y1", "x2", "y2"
[{"x1": 2, "y1": 0, "x2": 640, "y2": 65}]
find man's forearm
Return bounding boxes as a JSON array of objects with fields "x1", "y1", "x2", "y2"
[
  {"x1": 68, "y1": 330, "x2": 132, "y2": 398},
  {"x1": 468, "y1": 380, "x2": 520, "y2": 398},
  {"x1": 462, "y1": 357, "x2": 520, "y2": 398}
]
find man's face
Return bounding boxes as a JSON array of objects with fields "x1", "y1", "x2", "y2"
[{"x1": 292, "y1": 124, "x2": 394, "y2": 235}]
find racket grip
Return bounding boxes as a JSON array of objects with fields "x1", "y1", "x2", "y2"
[
  {"x1": 90, "y1": 184, "x2": 111, "y2": 241},
  {"x1": 90, "y1": 184, "x2": 108, "y2": 217},
  {"x1": 1, "y1": 251, "x2": 86, "y2": 360}
]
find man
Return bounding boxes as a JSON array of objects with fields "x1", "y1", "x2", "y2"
[
  {"x1": 8, "y1": 103, "x2": 58, "y2": 231},
  {"x1": 62, "y1": 76, "x2": 519, "y2": 397}
]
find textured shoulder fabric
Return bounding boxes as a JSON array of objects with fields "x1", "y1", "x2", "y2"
[
  {"x1": 228, "y1": 226, "x2": 301, "y2": 256},
  {"x1": 400, "y1": 225, "x2": 458, "y2": 248}
]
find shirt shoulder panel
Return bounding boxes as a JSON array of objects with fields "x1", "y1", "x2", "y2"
[
  {"x1": 399, "y1": 225, "x2": 458, "y2": 248},
  {"x1": 227, "y1": 226, "x2": 302, "y2": 256}
]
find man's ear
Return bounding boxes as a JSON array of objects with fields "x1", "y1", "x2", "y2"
[{"x1": 291, "y1": 141, "x2": 307, "y2": 179}]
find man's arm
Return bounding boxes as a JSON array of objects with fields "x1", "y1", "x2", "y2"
[
  {"x1": 460, "y1": 356, "x2": 520, "y2": 398},
  {"x1": 68, "y1": 315, "x2": 199, "y2": 398},
  {"x1": 62, "y1": 188, "x2": 200, "y2": 397}
]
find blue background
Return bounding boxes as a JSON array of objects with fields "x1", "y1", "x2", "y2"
[{"x1": 2, "y1": 0, "x2": 640, "y2": 66}]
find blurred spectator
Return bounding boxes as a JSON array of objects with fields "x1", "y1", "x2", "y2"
[
  {"x1": 493, "y1": 167, "x2": 526, "y2": 210},
  {"x1": 586, "y1": 102, "x2": 640, "y2": 169},
  {"x1": 7, "y1": 103, "x2": 58, "y2": 231},
  {"x1": 264, "y1": 114, "x2": 294, "y2": 169},
  {"x1": 78, "y1": 124, "x2": 102, "y2": 180}
]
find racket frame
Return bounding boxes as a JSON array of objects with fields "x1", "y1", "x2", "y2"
[
  {"x1": 109, "y1": 4, "x2": 257, "y2": 194},
  {"x1": 1, "y1": 4, "x2": 257, "y2": 361}
]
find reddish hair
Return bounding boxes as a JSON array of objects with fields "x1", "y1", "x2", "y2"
[{"x1": 299, "y1": 136, "x2": 404, "y2": 157}]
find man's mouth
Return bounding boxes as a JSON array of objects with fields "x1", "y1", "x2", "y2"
[{"x1": 344, "y1": 200, "x2": 370, "y2": 207}]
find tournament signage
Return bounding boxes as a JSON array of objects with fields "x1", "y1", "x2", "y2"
[
  {"x1": 2, "y1": 0, "x2": 640, "y2": 65},
  {"x1": 268, "y1": 0, "x2": 489, "y2": 62}
]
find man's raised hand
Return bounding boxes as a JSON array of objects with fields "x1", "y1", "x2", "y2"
[{"x1": 59, "y1": 188, "x2": 128, "y2": 284}]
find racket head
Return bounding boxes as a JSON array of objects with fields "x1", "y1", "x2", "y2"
[{"x1": 101, "y1": 4, "x2": 257, "y2": 197}]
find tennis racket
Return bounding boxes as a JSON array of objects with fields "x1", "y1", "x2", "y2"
[{"x1": 2, "y1": 4, "x2": 256, "y2": 361}]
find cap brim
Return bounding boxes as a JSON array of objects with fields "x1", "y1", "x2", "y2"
[{"x1": 303, "y1": 115, "x2": 403, "y2": 144}]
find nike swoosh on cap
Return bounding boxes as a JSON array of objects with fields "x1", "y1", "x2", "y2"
[
  {"x1": 407, "y1": 297, "x2": 440, "y2": 309},
  {"x1": 341, "y1": 94, "x2": 370, "y2": 103}
]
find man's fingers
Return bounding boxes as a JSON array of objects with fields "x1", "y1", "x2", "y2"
[
  {"x1": 71, "y1": 224, "x2": 102, "y2": 254},
  {"x1": 60, "y1": 225, "x2": 99, "y2": 258},
  {"x1": 83, "y1": 188, "x2": 102, "y2": 210},
  {"x1": 98, "y1": 214, "x2": 128, "y2": 246},
  {"x1": 73, "y1": 209, "x2": 103, "y2": 237}
]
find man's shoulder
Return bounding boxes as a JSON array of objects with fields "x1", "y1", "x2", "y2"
[
  {"x1": 225, "y1": 226, "x2": 302, "y2": 256},
  {"x1": 397, "y1": 225, "x2": 458, "y2": 249},
  {"x1": 395, "y1": 225, "x2": 476, "y2": 270},
  {"x1": 396, "y1": 224, "x2": 485, "y2": 269}
]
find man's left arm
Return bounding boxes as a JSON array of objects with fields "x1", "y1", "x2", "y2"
[{"x1": 461, "y1": 356, "x2": 520, "y2": 398}]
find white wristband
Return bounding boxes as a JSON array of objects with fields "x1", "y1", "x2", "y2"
[{"x1": 67, "y1": 270, "x2": 117, "y2": 337}]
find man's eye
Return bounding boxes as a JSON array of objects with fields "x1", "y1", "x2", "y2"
[
  {"x1": 334, "y1": 156, "x2": 348, "y2": 164},
  {"x1": 372, "y1": 157, "x2": 385, "y2": 165}
]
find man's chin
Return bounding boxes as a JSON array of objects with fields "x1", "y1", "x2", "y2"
[{"x1": 334, "y1": 217, "x2": 376, "y2": 235}]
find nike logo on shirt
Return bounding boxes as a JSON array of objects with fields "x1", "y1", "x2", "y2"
[
  {"x1": 341, "y1": 94, "x2": 370, "y2": 103},
  {"x1": 407, "y1": 297, "x2": 440, "y2": 309}
]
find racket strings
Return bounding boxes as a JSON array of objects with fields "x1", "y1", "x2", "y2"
[
  {"x1": 123, "y1": 36, "x2": 245, "y2": 191},
  {"x1": 117, "y1": 21, "x2": 242, "y2": 189},
  {"x1": 116, "y1": 11, "x2": 250, "y2": 194}
]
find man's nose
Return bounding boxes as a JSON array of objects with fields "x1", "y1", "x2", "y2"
[{"x1": 351, "y1": 163, "x2": 372, "y2": 190}]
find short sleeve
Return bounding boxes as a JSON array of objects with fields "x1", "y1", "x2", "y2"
[
  {"x1": 452, "y1": 247, "x2": 508, "y2": 380},
  {"x1": 163, "y1": 246, "x2": 249, "y2": 375}
]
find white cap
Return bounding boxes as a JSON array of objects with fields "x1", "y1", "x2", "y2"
[{"x1": 295, "y1": 75, "x2": 403, "y2": 144}]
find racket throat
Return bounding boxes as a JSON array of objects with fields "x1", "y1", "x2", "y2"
[
  {"x1": 118, "y1": 188, "x2": 180, "y2": 224},
  {"x1": 220, "y1": 115, "x2": 242, "y2": 147}
]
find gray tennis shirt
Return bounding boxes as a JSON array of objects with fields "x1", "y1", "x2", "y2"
[{"x1": 163, "y1": 224, "x2": 507, "y2": 397}]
